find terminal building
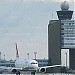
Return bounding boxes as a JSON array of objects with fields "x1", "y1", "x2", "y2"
[
  {"x1": 35, "y1": 59, "x2": 48, "y2": 67},
  {"x1": 0, "y1": 58, "x2": 48, "y2": 67},
  {"x1": 48, "y1": 1, "x2": 75, "y2": 69},
  {"x1": 0, "y1": 59, "x2": 15, "y2": 67}
]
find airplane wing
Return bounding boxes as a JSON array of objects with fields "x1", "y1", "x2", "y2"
[
  {"x1": 0, "y1": 66, "x2": 36, "y2": 74},
  {"x1": 0, "y1": 66, "x2": 21, "y2": 73},
  {"x1": 0, "y1": 65, "x2": 62, "y2": 73},
  {"x1": 0, "y1": 66, "x2": 12, "y2": 74},
  {"x1": 38, "y1": 65, "x2": 62, "y2": 73}
]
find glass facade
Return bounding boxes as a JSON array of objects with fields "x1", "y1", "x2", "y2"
[
  {"x1": 35, "y1": 59, "x2": 48, "y2": 67},
  {"x1": 61, "y1": 20, "x2": 75, "y2": 48}
]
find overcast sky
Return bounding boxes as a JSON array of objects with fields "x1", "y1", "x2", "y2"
[{"x1": 0, "y1": 0, "x2": 74, "y2": 60}]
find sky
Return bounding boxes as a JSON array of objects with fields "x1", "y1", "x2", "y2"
[{"x1": 0, "y1": 0, "x2": 74, "y2": 60}]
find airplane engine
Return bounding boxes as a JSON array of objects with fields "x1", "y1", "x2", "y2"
[
  {"x1": 11, "y1": 69, "x2": 17, "y2": 73},
  {"x1": 39, "y1": 68, "x2": 46, "y2": 73}
]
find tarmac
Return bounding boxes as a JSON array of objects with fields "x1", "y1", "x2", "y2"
[{"x1": 0, "y1": 73, "x2": 75, "y2": 75}]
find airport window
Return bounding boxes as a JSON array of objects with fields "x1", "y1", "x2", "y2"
[
  {"x1": 71, "y1": 43, "x2": 75, "y2": 45},
  {"x1": 43, "y1": 60, "x2": 46, "y2": 62},
  {"x1": 39, "y1": 64, "x2": 42, "y2": 67},
  {"x1": 61, "y1": 33, "x2": 64, "y2": 35},
  {"x1": 64, "y1": 38, "x2": 75, "y2": 40},
  {"x1": 61, "y1": 23, "x2": 64, "y2": 25},
  {"x1": 69, "y1": 23, "x2": 71, "y2": 25},
  {"x1": 63, "y1": 43, "x2": 75, "y2": 45},
  {"x1": 72, "y1": 23, "x2": 74, "y2": 24},
  {"x1": 61, "y1": 28, "x2": 64, "y2": 30}
]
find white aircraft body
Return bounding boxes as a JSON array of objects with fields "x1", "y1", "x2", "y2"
[
  {"x1": 0, "y1": 43, "x2": 61, "y2": 74},
  {"x1": 14, "y1": 59, "x2": 38, "y2": 71},
  {"x1": 0, "y1": 59, "x2": 38, "y2": 74}
]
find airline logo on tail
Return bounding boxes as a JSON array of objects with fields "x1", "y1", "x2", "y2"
[{"x1": 15, "y1": 43, "x2": 19, "y2": 59}]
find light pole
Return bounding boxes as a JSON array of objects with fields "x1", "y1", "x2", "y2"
[
  {"x1": 0, "y1": 52, "x2": 1, "y2": 60},
  {"x1": 65, "y1": 52, "x2": 67, "y2": 67},
  {"x1": 34, "y1": 52, "x2": 37, "y2": 59},
  {"x1": 4, "y1": 54, "x2": 5, "y2": 60},
  {"x1": 27, "y1": 53, "x2": 29, "y2": 59}
]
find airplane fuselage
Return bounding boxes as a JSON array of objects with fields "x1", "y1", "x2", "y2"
[{"x1": 15, "y1": 59, "x2": 38, "y2": 71}]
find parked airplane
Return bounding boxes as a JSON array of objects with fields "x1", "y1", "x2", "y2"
[
  {"x1": 10, "y1": 43, "x2": 39, "y2": 73},
  {"x1": 0, "y1": 43, "x2": 61, "y2": 74}
]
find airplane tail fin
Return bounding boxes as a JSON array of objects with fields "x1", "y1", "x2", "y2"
[{"x1": 15, "y1": 43, "x2": 19, "y2": 59}]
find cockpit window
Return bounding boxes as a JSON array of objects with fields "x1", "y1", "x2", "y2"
[{"x1": 31, "y1": 62, "x2": 37, "y2": 64}]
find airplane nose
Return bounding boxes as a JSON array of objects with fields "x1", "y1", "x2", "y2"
[
  {"x1": 33, "y1": 64, "x2": 38, "y2": 68},
  {"x1": 36, "y1": 62, "x2": 38, "y2": 67}
]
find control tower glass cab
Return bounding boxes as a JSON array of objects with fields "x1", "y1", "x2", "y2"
[{"x1": 57, "y1": 1, "x2": 73, "y2": 20}]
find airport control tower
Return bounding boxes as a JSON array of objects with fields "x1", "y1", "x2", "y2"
[{"x1": 48, "y1": 1, "x2": 75, "y2": 69}]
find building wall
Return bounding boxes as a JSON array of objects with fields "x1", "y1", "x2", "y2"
[
  {"x1": 35, "y1": 59, "x2": 48, "y2": 67},
  {"x1": 69, "y1": 49, "x2": 75, "y2": 70},
  {"x1": 0, "y1": 60, "x2": 15, "y2": 67},
  {"x1": 48, "y1": 20, "x2": 61, "y2": 65},
  {"x1": 61, "y1": 20, "x2": 75, "y2": 48},
  {"x1": 61, "y1": 49, "x2": 69, "y2": 67}
]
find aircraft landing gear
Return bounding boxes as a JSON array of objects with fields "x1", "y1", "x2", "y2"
[
  {"x1": 16, "y1": 71, "x2": 20, "y2": 75},
  {"x1": 31, "y1": 72, "x2": 35, "y2": 75}
]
